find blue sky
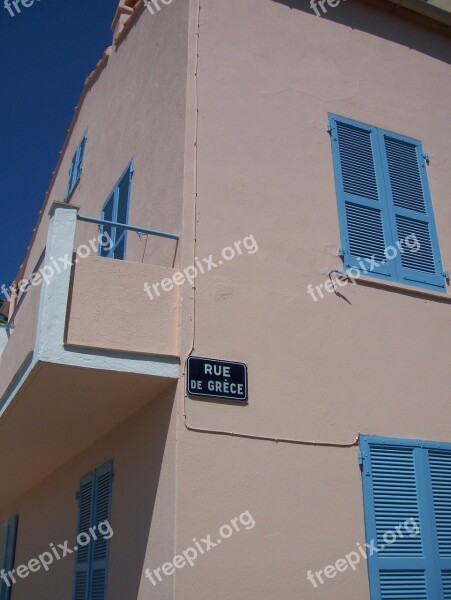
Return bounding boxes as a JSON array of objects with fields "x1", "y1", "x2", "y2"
[{"x1": 0, "y1": 0, "x2": 118, "y2": 293}]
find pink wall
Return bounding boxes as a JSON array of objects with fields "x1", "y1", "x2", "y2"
[
  {"x1": 2, "y1": 1, "x2": 450, "y2": 599},
  {"x1": 0, "y1": 388, "x2": 176, "y2": 600},
  {"x1": 174, "y1": 0, "x2": 451, "y2": 597},
  {"x1": 0, "y1": 282, "x2": 40, "y2": 401},
  {"x1": 66, "y1": 256, "x2": 179, "y2": 357}
]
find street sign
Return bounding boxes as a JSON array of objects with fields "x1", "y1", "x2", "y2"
[{"x1": 186, "y1": 356, "x2": 248, "y2": 402}]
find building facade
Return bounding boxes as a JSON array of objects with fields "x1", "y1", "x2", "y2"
[{"x1": 1, "y1": 0, "x2": 451, "y2": 598}]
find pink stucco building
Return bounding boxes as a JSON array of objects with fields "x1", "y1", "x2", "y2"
[{"x1": 1, "y1": 0, "x2": 451, "y2": 598}]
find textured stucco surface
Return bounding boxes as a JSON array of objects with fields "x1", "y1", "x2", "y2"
[
  {"x1": 0, "y1": 0, "x2": 450, "y2": 599},
  {"x1": 0, "y1": 282, "x2": 39, "y2": 401},
  {"x1": 0, "y1": 389, "x2": 176, "y2": 600},
  {"x1": 173, "y1": 0, "x2": 451, "y2": 598},
  {"x1": 67, "y1": 256, "x2": 179, "y2": 357}
]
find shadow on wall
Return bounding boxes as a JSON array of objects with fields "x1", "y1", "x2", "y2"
[
  {"x1": 110, "y1": 387, "x2": 176, "y2": 599},
  {"x1": 271, "y1": 0, "x2": 451, "y2": 65}
]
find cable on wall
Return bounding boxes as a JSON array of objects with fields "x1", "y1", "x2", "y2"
[{"x1": 181, "y1": 0, "x2": 358, "y2": 450}]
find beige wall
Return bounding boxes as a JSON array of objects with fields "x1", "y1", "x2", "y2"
[
  {"x1": 0, "y1": 387, "x2": 176, "y2": 600},
  {"x1": 0, "y1": 281, "x2": 39, "y2": 401},
  {"x1": 2, "y1": 1, "x2": 450, "y2": 599},
  {"x1": 174, "y1": 0, "x2": 451, "y2": 598},
  {"x1": 66, "y1": 256, "x2": 179, "y2": 357}
]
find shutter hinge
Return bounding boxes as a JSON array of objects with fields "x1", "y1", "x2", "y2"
[
  {"x1": 338, "y1": 247, "x2": 345, "y2": 258},
  {"x1": 442, "y1": 271, "x2": 449, "y2": 281},
  {"x1": 358, "y1": 451, "x2": 371, "y2": 476},
  {"x1": 75, "y1": 490, "x2": 79, "y2": 501},
  {"x1": 422, "y1": 152, "x2": 430, "y2": 163},
  {"x1": 326, "y1": 124, "x2": 332, "y2": 135}
]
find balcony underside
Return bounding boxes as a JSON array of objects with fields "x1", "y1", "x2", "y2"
[{"x1": 0, "y1": 359, "x2": 177, "y2": 506}]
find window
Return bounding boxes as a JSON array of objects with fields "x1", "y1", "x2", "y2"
[
  {"x1": 329, "y1": 115, "x2": 446, "y2": 292},
  {"x1": 65, "y1": 132, "x2": 88, "y2": 200},
  {"x1": 360, "y1": 435, "x2": 451, "y2": 599},
  {"x1": 99, "y1": 161, "x2": 133, "y2": 260},
  {"x1": 0, "y1": 516, "x2": 18, "y2": 600},
  {"x1": 73, "y1": 461, "x2": 113, "y2": 600}
]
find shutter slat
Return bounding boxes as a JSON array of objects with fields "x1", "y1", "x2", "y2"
[
  {"x1": 384, "y1": 137, "x2": 426, "y2": 214},
  {"x1": 370, "y1": 445, "x2": 423, "y2": 557},
  {"x1": 380, "y1": 570, "x2": 427, "y2": 599},
  {"x1": 345, "y1": 202, "x2": 386, "y2": 261},
  {"x1": 337, "y1": 121, "x2": 379, "y2": 200},
  {"x1": 443, "y1": 571, "x2": 451, "y2": 599}
]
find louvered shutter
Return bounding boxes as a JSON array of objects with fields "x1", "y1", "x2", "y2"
[
  {"x1": 73, "y1": 472, "x2": 95, "y2": 600},
  {"x1": 100, "y1": 194, "x2": 115, "y2": 258},
  {"x1": 66, "y1": 155, "x2": 77, "y2": 201},
  {"x1": 76, "y1": 134, "x2": 87, "y2": 182},
  {"x1": 329, "y1": 115, "x2": 396, "y2": 281},
  {"x1": 378, "y1": 130, "x2": 445, "y2": 291},
  {"x1": 112, "y1": 167, "x2": 132, "y2": 260},
  {"x1": 428, "y1": 449, "x2": 451, "y2": 595},
  {"x1": 90, "y1": 461, "x2": 113, "y2": 600},
  {"x1": 361, "y1": 437, "x2": 451, "y2": 600},
  {"x1": 0, "y1": 516, "x2": 18, "y2": 600}
]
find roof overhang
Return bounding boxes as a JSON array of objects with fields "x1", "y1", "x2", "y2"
[{"x1": 384, "y1": 0, "x2": 451, "y2": 27}]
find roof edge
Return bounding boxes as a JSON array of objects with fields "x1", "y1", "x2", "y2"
[{"x1": 384, "y1": 0, "x2": 451, "y2": 27}]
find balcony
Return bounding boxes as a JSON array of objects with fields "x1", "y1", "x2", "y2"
[{"x1": 0, "y1": 202, "x2": 180, "y2": 505}]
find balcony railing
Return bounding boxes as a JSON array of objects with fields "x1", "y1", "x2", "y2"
[
  {"x1": 6, "y1": 216, "x2": 179, "y2": 332},
  {"x1": 76, "y1": 214, "x2": 180, "y2": 240}
]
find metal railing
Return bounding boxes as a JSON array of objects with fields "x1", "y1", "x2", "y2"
[
  {"x1": 5, "y1": 216, "x2": 179, "y2": 333},
  {"x1": 76, "y1": 214, "x2": 180, "y2": 240}
]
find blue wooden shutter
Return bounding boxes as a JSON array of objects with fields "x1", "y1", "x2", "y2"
[
  {"x1": 100, "y1": 194, "x2": 115, "y2": 258},
  {"x1": 73, "y1": 462, "x2": 113, "y2": 600},
  {"x1": 428, "y1": 449, "x2": 451, "y2": 594},
  {"x1": 90, "y1": 461, "x2": 113, "y2": 600},
  {"x1": 99, "y1": 162, "x2": 132, "y2": 261},
  {"x1": 112, "y1": 165, "x2": 132, "y2": 260},
  {"x1": 378, "y1": 130, "x2": 445, "y2": 291},
  {"x1": 76, "y1": 134, "x2": 87, "y2": 182},
  {"x1": 73, "y1": 472, "x2": 95, "y2": 600},
  {"x1": 0, "y1": 516, "x2": 18, "y2": 600},
  {"x1": 329, "y1": 115, "x2": 396, "y2": 281},
  {"x1": 66, "y1": 154, "x2": 77, "y2": 201},
  {"x1": 361, "y1": 436, "x2": 451, "y2": 599}
]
